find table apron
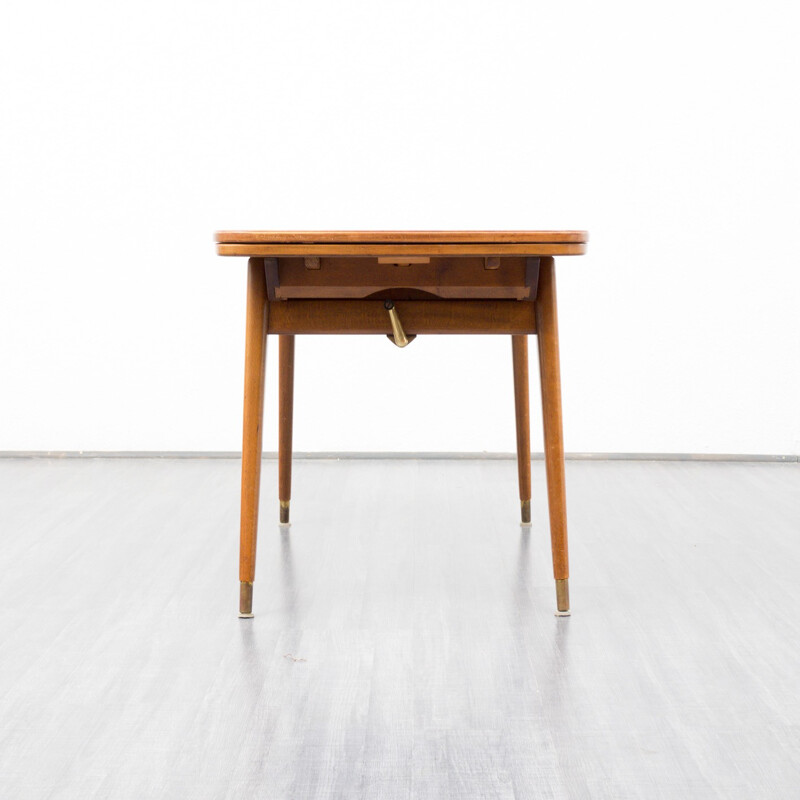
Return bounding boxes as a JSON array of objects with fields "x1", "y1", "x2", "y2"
[{"x1": 266, "y1": 300, "x2": 537, "y2": 335}]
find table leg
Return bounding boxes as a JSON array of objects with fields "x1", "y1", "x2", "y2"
[
  {"x1": 239, "y1": 258, "x2": 269, "y2": 618},
  {"x1": 512, "y1": 335, "x2": 532, "y2": 524},
  {"x1": 278, "y1": 335, "x2": 295, "y2": 525},
  {"x1": 535, "y1": 257, "x2": 570, "y2": 615}
]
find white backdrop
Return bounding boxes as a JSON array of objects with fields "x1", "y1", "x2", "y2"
[{"x1": 1, "y1": 0, "x2": 798, "y2": 455}]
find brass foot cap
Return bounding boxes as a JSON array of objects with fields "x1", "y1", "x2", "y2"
[
  {"x1": 555, "y1": 578, "x2": 570, "y2": 615},
  {"x1": 520, "y1": 499, "x2": 531, "y2": 524},
  {"x1": 279, "y1": 501, "x2": 290, "y2": 525},
  {"x1": 239, "y1": 581, "x2": 253, "y2": 618}
]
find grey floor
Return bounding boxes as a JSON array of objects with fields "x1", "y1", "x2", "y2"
[{"x1": 1, "y1": 457, "x2": 799, "y2": 799}]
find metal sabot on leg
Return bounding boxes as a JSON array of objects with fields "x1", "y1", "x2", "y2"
[
  {"x1": 520, "y1": 499, "x2": 531, "y2": 525},
  {"x1": 555, "y1": 578, "x2": 570, "y2": 616},
  {"x1": 279, "y1": 500, "x2": 290, "y2": 525},
  {"x1": 239, "y1": 581, "x2": 254, "y2": 618}
]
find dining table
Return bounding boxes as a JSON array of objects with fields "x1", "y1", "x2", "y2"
[{"x1": 215, "y1": 230, "x2": 588, "y2": 617}]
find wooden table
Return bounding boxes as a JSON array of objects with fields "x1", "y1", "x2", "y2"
[{"x1": 215, "y1": 230, "x2": 588, "y2": 617}]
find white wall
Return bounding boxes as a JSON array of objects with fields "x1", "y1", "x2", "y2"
[{"x1": 1, "y1": 0, "x2": 798, "y2": 455}]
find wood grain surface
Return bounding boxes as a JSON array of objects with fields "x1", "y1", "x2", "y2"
[
  {"x1": 266, "y1": 299, "x2": 537, "y2": 335},
  {"x1": 216, "y1": 230, "x2": 588, "y2": 244},
  {"x1": 278, "y1": 335, "x2": 295, "y2": 508},
  {"x1": 512, "y1": 335, "x2": 532, "y2": 508},
  {"x1": 218, "y1": 242, "x2": 587, "y2": 257},
  {"x1": 535, "y1": 257, "x2": 569, "y2": 581},
  {"x1": 239, "y1": 258, "x2": 268, "y2": 585}
]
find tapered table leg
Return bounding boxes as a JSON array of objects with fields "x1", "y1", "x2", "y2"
[
  {"x1": 512, "y1": 335, "x2": 532, "y2": 524},
  {"x1": 278, "y1": 335, "x2": 295, "y2": 525},
  {"x1": 239, "y1": 258, "x2": 269, "y2": 618},
  {"x1": 535, "y1": 257, "x2": 570, "y2": 615}
]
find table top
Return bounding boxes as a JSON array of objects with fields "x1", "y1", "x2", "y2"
[
  {"x1": 216, "y1": 230, "x2": 588, "y2": 257},
  {"x1": 216, "y1": 230, "x2": 587, "y2": 243}
]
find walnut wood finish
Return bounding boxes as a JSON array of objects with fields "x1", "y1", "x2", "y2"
[
  {"x1": 216, "y1": 230, "x2": 588, "y2": 244},
  {"x1": 534, "y1": 257, "x2": 570, "y2": 612},
  {"x1": 268, "y1": 299, "x2": 536, "y2": 336},
  {"x1": 218, "y1": 242, "x2": 586, "y2": 257},
  {"x1": 239, "y1": 258, "x2": 269, "y2": 617},
  {"x1": 264, "y1": 257, "x2": 279, "y2": 301},
  {"x1": 278, "y1": 335, "x2": 295, "y2": 524},
  {"x1": 512, "y1": 335, "x2": 532, "y2": 524}
]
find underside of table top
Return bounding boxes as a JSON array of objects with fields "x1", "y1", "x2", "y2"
[{"x1": 216, "y1": 230, "x2": 588, "y2": 257}]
